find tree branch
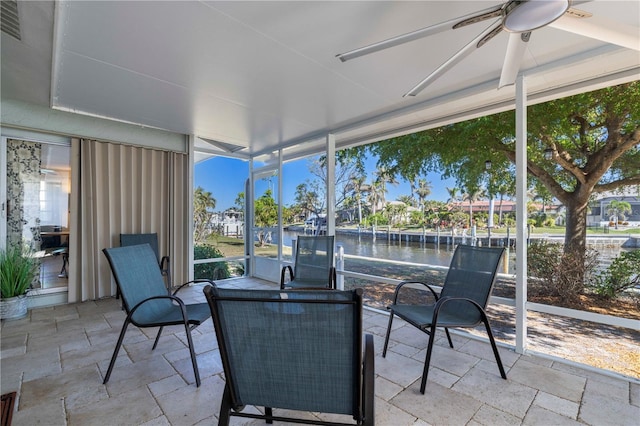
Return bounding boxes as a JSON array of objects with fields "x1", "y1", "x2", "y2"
[
  {"x1": 500, "y1": 147, "x2": 571, "y2": 204},
  {"x1": 594, "y1": 177, "x2": 640, "y2": 193}
]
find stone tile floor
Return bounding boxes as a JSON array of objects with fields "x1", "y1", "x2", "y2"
[{"x1": 1, "y1": 277, "x2": 639, "y2": 425}]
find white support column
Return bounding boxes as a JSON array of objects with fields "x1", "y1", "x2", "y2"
[
  {"x1": 247, "y1": 159, "x2": 255, "y2": 277},
  {"x1": 278, "y1": 149, "x2": 283, "y2": 264},
  {"x1": 187, "y1": 135, "x2": 195, "y2": 282},
  {"x1": 515, "y1": 75, "x2": 528, "y2": 354},
  {"x1": 336, "y1": 244, "x2": 344, "y2": 290},
  {"x1": 326, "y1": 134, "x2": 336, "y2": 237}
]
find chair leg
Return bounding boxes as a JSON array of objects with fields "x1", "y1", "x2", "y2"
[
  {"x1": 481, "y1": 315, "x2": 507, "y2": 380},
  {"x1": 382, "y1": 311, "x2": 395, "y2": 357},
  {"x1": 219, "y1": 385, "x2": 232, "y2": 426},
  {"x1": 103, "y1": 319, "x2": 130, "y2": 384},
  {"x1": 184, "y1": 324, "x2": 201, "y2": 387},
  {"x1": 444, "y1": 327, "x2": 454, "y2": 348},
  {"x1": 265, "y1": 407, "x2": 273, "y2": 424},
  {"x1": 419, "y1": 322, "x2": 438, "y2": 394},
  {"x1": 362, "y1": 334, "x2": 375, "y2": 426},
  {"x1": 152, "y1": 326, "x2": 164, "y2": 350}
]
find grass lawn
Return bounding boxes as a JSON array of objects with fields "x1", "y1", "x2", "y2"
[{"x1": 200, "y1": 234, "x2": 283, "y2": 258}]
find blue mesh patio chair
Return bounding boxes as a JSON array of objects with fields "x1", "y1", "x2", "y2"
[
  {"x1": 203, "y1": 284, "x2": 374, "y2": 425},
  {"x1": 383, "y1": 244, "x2": 507, "y2": 394},
  {"x1": 103, "y1": 244, "x2": 212, "y2": 387},
  {"x1": 120, "y1": 233, "x2": 172, "y2": 291},
  {"x1": 280, "y1": 235, "x2": 336, "y2": 290}
]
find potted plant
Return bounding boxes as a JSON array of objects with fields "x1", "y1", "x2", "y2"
[{"x1": 0, "y1": 245, "x2": 38, "y2": 320}]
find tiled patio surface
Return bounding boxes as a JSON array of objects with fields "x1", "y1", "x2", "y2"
[{"x1": 1, "y1": 277, "x2": 639, "y2": 425}]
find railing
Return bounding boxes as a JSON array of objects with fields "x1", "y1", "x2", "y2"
[
  {"x1": 333, "y1": 244, "x2": 639, "y2": 332},
  {"x1": 206, "y1": 237, "x2": 639, "y2": 333}
]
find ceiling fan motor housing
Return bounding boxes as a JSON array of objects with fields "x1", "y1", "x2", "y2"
[{"x1": 503, "y1": 0, "x2": 571, "y2": 33}]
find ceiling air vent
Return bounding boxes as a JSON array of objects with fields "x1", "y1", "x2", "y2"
[{"x1": 1, "y1": 0, "x2": 21, "y2": 40}]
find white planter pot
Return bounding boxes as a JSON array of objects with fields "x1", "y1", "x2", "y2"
[{"x1": 0, "y1": 295, "x2": 28, "y2": 321}]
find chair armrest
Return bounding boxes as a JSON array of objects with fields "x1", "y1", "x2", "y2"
[
  {"x1": 129, "y1": 294, "x2": 186, "y2": 314},
  {"x1": 280, "y1": 265, "x2": 294, "y2": 289},
  {"x1": 159, "y1": 256, "x2": 172, "y2": 293},
  {"x1": 431, "y1": 296, "x2": 486, "y2": 326},
  {"x1": 433, "y1": 296, "x2": 484, "y2": 312},
  {"x1": 172, "y1": 279, "x2": 215, "y2": 296},
  {"x1": 391, "y1": 281, "x2": 440, "y2": 305},
  {"x1": 159, "y1": 255, "x2": 170, "y2": 274},
  {"x1": 362, "y1": 333, "x2": 375, "y2": 426}
]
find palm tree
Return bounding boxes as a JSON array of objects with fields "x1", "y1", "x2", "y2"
[
  {"x1": 373, "y1": 167, "x2": 398, "y2": 207},
  {"x1": 384, "y1": 202, "x2": 408, "y2": 229},
  {"x1": 606, "y1": 199, "x2": 632, "y2": 229},
  {"x1": 367, "y1": 180, "x2": 384, "y2": 215},
  {"x1": 462, "y1": 188, "x2": 484, "y2": 229},
  {"x1": 446, "y1": 187, "x2": 461, "y2": 203},
  {"x1": 414, "y1": 178, "x2": 432, "y2": 212},
  {"x1": 531, "y1": 185, "x2": 554, "y2": 214},
  {"x1": 350, "y1": 174, "x2": 367, "y2": 224},
  {"x1": 193, "y1": 186, "x2": 216, "y2": 241},
  {"x1": 396, "y1": 195, "x2": 415, "y2": 207}
]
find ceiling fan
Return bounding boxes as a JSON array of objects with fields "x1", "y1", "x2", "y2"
[{"x1": 336, "y1": 0, "x2": 639, "y2": 97}]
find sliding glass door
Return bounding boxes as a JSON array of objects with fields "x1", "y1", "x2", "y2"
[
  {"x1": 251, "y1": 166, "x2": 280, "y2": 281},
  {"x1": 2, "y1": 137, "x2": 71, "y2": 291}
]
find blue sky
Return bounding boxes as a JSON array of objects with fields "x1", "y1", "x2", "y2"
[{"x1": 195, "y1": 155, "x2": 455, "y2": 212}]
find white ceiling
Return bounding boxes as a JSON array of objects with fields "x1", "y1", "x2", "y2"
[{"x1": 2, "y1": 1, "x2": 639, "y2": 162}]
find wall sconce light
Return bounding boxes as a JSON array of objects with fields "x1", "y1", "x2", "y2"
[
  {"x1": 544, "y1": 148, "x2": 554, "y2": 160},
  {"x1": 485, "y1": 159, "x2": 492, "y2": 170}
]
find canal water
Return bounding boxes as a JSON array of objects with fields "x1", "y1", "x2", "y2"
[
  {"x1": 282, "y1": 229, "x2": 632, "y2": 274},
  {"x1": 284, "y1": 230, "x2": 511, "y2": 271}
]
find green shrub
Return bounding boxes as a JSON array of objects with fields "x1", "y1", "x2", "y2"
[
  {"x1": 0, "y1": 245, "x2": 37, "y2": 298},
  {"x1": 590, "y1": 250, "x2": 640, "y2": 299},
  {"x1": 502, "y1": 216, "x2": 516, "y2": 227},
  {"x1": 193, "y1": 244, "x2": 230, "y2": 280},
  {"x1": 534, "y1": 213, "x2": 547, "y2": 227},
  {"x1": 365, "y1": 213, "x2": 388, "y2": 226}
]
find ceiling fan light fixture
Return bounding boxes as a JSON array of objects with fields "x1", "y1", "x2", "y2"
[{"x1": 503, "y1": 0, "x2": 570, "y2": 33}]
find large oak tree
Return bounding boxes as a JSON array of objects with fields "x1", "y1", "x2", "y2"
[{"x1": 360, "y1": 81, "x2": 640, "y2": 257}]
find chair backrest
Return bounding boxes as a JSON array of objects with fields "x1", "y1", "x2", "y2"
[
  {"x1": 440, "y1": 244, "x2": 505, "y2": 323},
  {"x1": 204, "y1": 284, "x2": 364, "y2": 419},
  {"x1": 120, "y1": 233, "x2": 160, "y2": 262},
  {"x1": 294, "y1": 235, "x2": 335, "y2": 282},
  {"x1": 103, "y1": 244, "x2": 173, "y2": 322}
]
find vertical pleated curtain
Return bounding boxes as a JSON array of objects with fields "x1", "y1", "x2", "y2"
[{"x1": 68, "y1": 139, "x2": 188, "y2": 302}]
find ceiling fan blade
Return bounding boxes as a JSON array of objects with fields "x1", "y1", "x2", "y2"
[
  {"x1": 336, "y1": 4, "x2": 503, "y2": 62},
  {"x1": 453, "y1": 6, "x2": 503, "y2": 29},
  {"x1": 550, "y1": 12, "x2": 640, "y2": 51},
  {"x1": 499, "y1": 32, "x2": 531, "y2": 89},
  {"x1": 404, "y1": 21, "x2": 503, "y2": 97}
]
